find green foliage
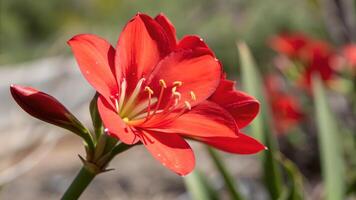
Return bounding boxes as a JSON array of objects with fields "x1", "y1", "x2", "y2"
[
  {"x1": 207, "y1": 147, "x2": 244, "y2": 200},
  {"x1": 184, "y1": 170, "x2": 219, "y2": 200},
  {"x1": 276, "y1": 153, "x2": 304, "y2": 200},
  {"x1": 312, "y1": 76, "x2": 345, "y2": 200},
  {"x1": 0, "y1": 0, "x2": 327, "y2": 70},
  {"x1": 238, "y1": 42, "x2": 283, "y2": 199}
]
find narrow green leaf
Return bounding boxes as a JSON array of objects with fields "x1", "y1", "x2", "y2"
[
  {"x1": 276, "y1": 153, "x2": 304, "y2": 200},
  {"x1": 206, "y1": 147, "x2": 244, "y2": 200},
  {"x1": 184, "y1": 170, "x2": 218, "y2": 200},
  {"x1": 346, "y1": 176, "x2": 356, "y2": 196},
  {"x1": 89, "y1": 93, "x2": 103, "y2": 140},
  {"x1": 312, "y1": 75, "x2": 345, "y2": 200},
  {"x1": 237, "y1": 42, "x2": 283, "y2": 199}
]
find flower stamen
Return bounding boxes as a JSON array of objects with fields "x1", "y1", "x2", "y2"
[
  {"x1": 173, "y1": 81, "x2": 182, "y2": 87},
  {"x1": 184, "y1": 101, "x2": 191, "y2": 110},
  {"x1": 115, "y1": 99, "x2": 120, "y2": 114},
  {"x1": 159, "y1": 79, "x2": 167, "y2": 88},
  {"x1": 120, "y1": 78, "x2": 145, "y2": 116},
  {"x1": 118, "y1": 79, "x2": 127, "y2": 111},
  {"x1": 144, "y1": 86, "x2": 154, "y2": 119},
  {"x1": 190, "y1": 91, "x2": 196, "y2": 101},
  {"x1": 151, "y1": 79, "x2": 167, "y2": 116}
]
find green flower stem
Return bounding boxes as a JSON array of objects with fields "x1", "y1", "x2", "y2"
[
  {"x1": 61, "y1": 166, "x2": 97, "y2": 200},
  {"x1": 111, "y1": 143, "x2": 133, "y2": 155},
  {"x1": 207, "y1": 147, "x2": 244, "y2": 200},
  {"x1": 61, "y1": 142, "x2": 136, "y2": 199}
]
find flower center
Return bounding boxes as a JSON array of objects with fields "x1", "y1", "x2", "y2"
[{"x1": 112, "y1": 78, "x2": 196, "y2": 127}]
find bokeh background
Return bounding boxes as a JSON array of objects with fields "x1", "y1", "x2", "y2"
[{"x1": 0, "y1": 0, "x2": 355, "y2": 199}]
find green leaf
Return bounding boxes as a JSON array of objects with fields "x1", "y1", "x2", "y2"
[
  {"x1": 184, "y1": 170, "x2": 219, "y2": 200},
  {"x1": 276, "y1": 153, "x2": 304, "y2": 200},
  {"x1": 312, "y1": 75, "x2": 345, "y2": 200},
  {"x1": 89, "y1": 93, "x2": 103, "y2": 140},
  {"x1": 206, "y1": 147, "x2": 244, "y2": 200},
  {"x1": 237, "y1": 42, "x2": 283, "y2": 199},
  {"x1": 89, "y1": 93, "x2": 117, "y2": 161}
]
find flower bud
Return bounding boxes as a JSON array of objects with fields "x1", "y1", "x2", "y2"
[{"x1": 10, "y1": 84, "x2": 85, "y2": 134}]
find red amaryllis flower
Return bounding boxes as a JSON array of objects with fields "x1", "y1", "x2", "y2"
[
  {"x1": 342, "y1": 44, "x2": 356, "y2": 68},
  {"x1": 300, "y1": 41, "x2": 335, "y2": 87},
  {"x1": 10, "y1": 85, "x2": 85, "y2": 134},
  {"x1": 269, "y1": 33, "x2": 309, "y2": 58},
  {"x1": 264, "y1": 75, "x2": 304, "y2": 134},
  {"x1": 269, "y1": 33, "x2": 336, "y2": 88},
  {"x1": 68, "y1": 13, "x2": 265, "y2": 175}
]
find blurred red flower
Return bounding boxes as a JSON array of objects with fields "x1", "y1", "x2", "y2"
[
  {"x1": 269, "y1": 33, "x2": 308, "y2": 58},
  {"x1": 67, "y1": 13, "x2": 265, "y2": 175},
  {"x1": 269, "y1": 33, "x2": 336, "y2": 88},
  {"x1": 342, "y1": 44, "x2": 356, "y2": 68},
  {"x1": 264, "y1": 75, "x2": 304, "y2": 134}
]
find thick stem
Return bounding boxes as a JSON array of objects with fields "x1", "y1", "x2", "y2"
[
  {"x1": 61, "y1": 166, "x2": 97, "y2": 200},
  {"x1": 61, "y1": 143, "x2": 135, "y2": 199}
]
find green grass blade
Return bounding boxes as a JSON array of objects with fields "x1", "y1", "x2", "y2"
[
  {"x1": 237, "y1": 42, "x2": 283, "y2": 199},
  {"x1": 276, "y1": 153, "x2": 304, "y2": 200},
  {"x1": 207, "y1": 147, "x2": 244, "y2": 200},
  {"x1": 312, "y1": 75, "x2": 345, "y2": 200},
  {"x1": 184, "y1": 170, "x2": 218, "y2": 200}
]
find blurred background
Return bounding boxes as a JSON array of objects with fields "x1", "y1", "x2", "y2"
[{"x1": 0, "y1": 0, "x2": 355, "y2": 199}]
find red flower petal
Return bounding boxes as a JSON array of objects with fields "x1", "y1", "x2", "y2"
[
  {"x1": 270, "y1": 94, "x2": 304, "y2": 134},
  {"x1": 343, "y1": 44, "x2": 356, "y2": 66},
  {"x1": 10, "y1": 85, "x2": 81, "y2": 130},
  {"x1": 67, "y1": 34, "x2": 118, "y2": 99},
  {"x1": 301, "y1": 41, "x2": 335, "y2": 86},
  {"x1": 141, "y1": 130, "x2": 195, "y2": 176},
  {"x1": 151, "y1": 101, "x2": 238, "y2": 138},
  {"x1": 154, "y1": 13, "x2": 177, "y2": 50},
  {"x1": 148, "y1": 49, "x2": 221, "y2": 107},
  {"x1": 115, "y1": 13, "x2": 171, "y2": 92},
  {"x1": 197, "y1": 132, "x2": 266, "y2": 154},
  {"x1": 210, "y1": 79, "x2": 260, "y2": 128},
  {"x1": 177, "y1": 35, "x2": 214, "y2": 56},
  {"x1": 269, "y1": 33, "x2": 309, "y2": 58},
  {"x1": 97, "y1": 95, "x2": 140, "y2": 144}
]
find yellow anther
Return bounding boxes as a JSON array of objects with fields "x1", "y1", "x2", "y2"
[
  {"x1": 173, "y1": 81, "x2": 183, "y2": 87},
  {"x1": 172, "y1": 86, "x2": 177, "y2": 93},
  {"x1": 184, "y1": 101, "x2": 191, "y2": 110},
  {"x1": 144, "y1": 86, "x2": 154, "y2": 95},
  {"x1": 123, "y1": 117, "x2": 129, "y2": 123},
  {"x1": 159, "y1": 79, "x2": 167, "y2": 88},
  {"x1": 190, "y1": 91, "x2": 196, "y2": 101}
]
